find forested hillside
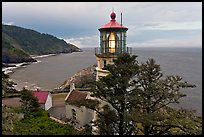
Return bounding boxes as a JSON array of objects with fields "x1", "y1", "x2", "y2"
[{"x1": 2, "y1": 24, "x2": 81, "y2": 63}]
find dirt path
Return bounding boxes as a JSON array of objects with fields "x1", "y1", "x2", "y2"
[
  {"x1": 52, "y1": 93, "x2": 68, "y2": 107},
  {"x1": 2, "y1": 97, "x2": 21, "y2": 107},
  {"x1": 48, "y1": 93, "x2": 68, "y2": 121}
]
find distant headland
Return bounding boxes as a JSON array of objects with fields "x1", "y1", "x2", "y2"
[{"x1": 2, "y1": 24, "x2": 81, "y2": 64}]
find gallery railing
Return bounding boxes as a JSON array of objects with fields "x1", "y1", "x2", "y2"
[{"x1": 95, "y1": 47, "x2": 132, "y2": 56}]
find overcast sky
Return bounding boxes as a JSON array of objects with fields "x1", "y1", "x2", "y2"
[{"x1": 2, "y1": 2, "x2": 202, "y2": 48}]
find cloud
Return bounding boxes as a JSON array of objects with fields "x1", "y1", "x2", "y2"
[
  {"x1": 128, "y1": 37, "x2": 202, "y2": 48},
  {"x1": 126, "y1": 2, "x2": 202, "y2": 23},
  {"x1": 2, "y1": 2, "x2": 202, "y2": 48},
  {"x1": 64, "y1": 35, "x2": 98, "y2": 48},
  {"x1": 63, "y1": 31, "x2": 201, "y2": 49},
  {"x1": 142, "y1": 21, "x2": 202, "y2": 30},
  {"x1": 3, "y1": 2, "x2": 202, "y2": 28}
]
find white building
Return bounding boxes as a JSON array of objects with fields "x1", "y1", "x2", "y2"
[
  {"x1": 33, "y1": 89, "x2": 53, "y2": 110},
  {"x1": 65, "y1": 84, "x2": 95, "y2": 129}
]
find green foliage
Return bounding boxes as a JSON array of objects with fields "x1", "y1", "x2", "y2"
[
  {"x1": 90, "y1": 53, "x2": 139, "y2": 135},
  {"x1": 20, "y1": 88, "x2": 40, "y2": 114},
  {"x1": 132, "y1": 58, "x2": 199, "y2": 135},
  {"x1": 2, "y1": 24, "x2": 80, "y2": 63},
  {"x1": 94, "y1": 105, "x2": 118, "y2": 135},
  {"x1": 13, "y1": 109, "x2": 78, "y2": 135},
  {"x1": 88, "y1": 53, "x2": 201, "y2": 135},
  {"x1": 2, "y1": 71, "x2": 18, "y2": 97},
  {"x1": 157, "y1": 107, "x2": 202, "y2": 135},
  {"x1": 68, "y1": 98, "x2": 100, "y2": 109},
  {"x1": 76, "y1": 74, "x2": 96, "y2": 89},
  {"x1": 2, "y1": 32, "x2": 35, "y2": 63},
  {"x1": 2, "y1": 106, "x2": 24, "y2": 135},
  {"x1": 77, "y1": 124, "x2": 93, "y2": 135}
]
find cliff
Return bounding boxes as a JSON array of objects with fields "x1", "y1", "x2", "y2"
[
  {"x1": 57, "y1": 65, "x2": 97, "y2": 90},
  {"x1": 2, "y1": 24, "x2": 81, "y2": 63}
]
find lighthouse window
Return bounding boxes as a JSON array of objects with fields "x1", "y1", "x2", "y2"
[
  {"x1": 108, "y1": 32, "x2": 116, "y2": 53},
  {"x1": 103, "y1": 60, "x2": 107, "y2": 68},
  {"x1": 72, "y1": 109, "x2": 76, "y2": 121}
]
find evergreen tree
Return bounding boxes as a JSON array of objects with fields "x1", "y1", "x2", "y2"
[
  {"x1": 94, "y1": 105, "x2": 117, "y2": 135},
  {"x1": 2, "y1": 71, "x2": 17, "y2": 96},
  {"x1": 20, "y1": 88, "x2": 40, "y2": 114},
  {"x1": 132, "y1": 58, "x2": 201, "y2": 135},
  {"x1": 91, "y1": 53, "x2": 139, "y2": 135},
  {"x1": 86, "y1": 53, "x2": 201, "y2": 135}
]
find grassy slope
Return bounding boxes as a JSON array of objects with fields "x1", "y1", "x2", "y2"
[
  {"x1": 2, "y1": 24, "x2": 80, "y2": 63},
  {"x1": 2, "y1": 32, "x2": 36, "y2": 63}
]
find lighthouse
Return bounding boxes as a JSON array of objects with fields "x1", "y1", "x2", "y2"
[{"x1": 95, "y1": 11, "x2": 132, "y2": 80}]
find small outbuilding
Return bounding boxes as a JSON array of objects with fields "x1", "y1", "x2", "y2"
[
  {"x1": 33, "y1": 89, "x2": 53, "y2": 110},
  {"x1": 65, "y1": 84, "x2": 96, "y2": 129}
]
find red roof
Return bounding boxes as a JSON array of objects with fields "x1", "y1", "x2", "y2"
[
  {"x1": 99, "y1": 11, "x2": 127, "y2": 30},
  {"x1": 66, "y1": 90, "x2": 88, "y2": 104},
  {"x1": 33, "y1": 89, "x2": 49, "y2": 104}
]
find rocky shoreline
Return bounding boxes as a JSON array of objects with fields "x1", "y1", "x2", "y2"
[
  {"x1": 2, "y1": 53, "x2": 69, "y2": 75},
  {"x1": 2, "y1": 57, "x2": 97, "y2": 92},
  {"x1": 2, "y1": 62, "x2": 33, "y2": 74},
  {"x1": 56, "y1": 64, "x2": 97, "y2": 90}
]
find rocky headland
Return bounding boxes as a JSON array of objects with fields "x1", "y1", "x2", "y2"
[{"x1": 56, "y1": 64, "x2": 97, "y2": 91}]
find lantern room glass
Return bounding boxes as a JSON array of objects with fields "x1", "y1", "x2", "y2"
[
  {"x1": 108, "y1": 32, "x2": 116, "y2": 53},
  {"x1": 99, "y1": 30, "x2": 127, "y2": 54}
]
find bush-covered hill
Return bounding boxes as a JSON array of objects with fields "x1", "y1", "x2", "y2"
[{"x1": 2, "y1": 24, "x2": 81, "y2": 63}]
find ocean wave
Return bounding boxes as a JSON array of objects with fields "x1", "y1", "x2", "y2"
[
  {"x1": 3, "y1": 70, "x2": 13, "y2": 74},
  {"x1": 2, "y1": 67, "x2": 18, "y2": 74},
  {"x1": 2, "y1": 61, "x2": 39, "y2": 74},
  {"x1": 31, "y1": 54, "x2": 56, "y2": 59},
  {"x1": 33, "y1": 60, "x2": 41, "y2": 63}
]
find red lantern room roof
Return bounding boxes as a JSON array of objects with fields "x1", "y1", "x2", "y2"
[{"x1": 99, "y1": 11, "x2": 128, "y2": 30}]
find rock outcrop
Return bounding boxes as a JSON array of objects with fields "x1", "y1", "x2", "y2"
[{"x1": 58, "y1": 64, "x2": 97, "y2": 90}]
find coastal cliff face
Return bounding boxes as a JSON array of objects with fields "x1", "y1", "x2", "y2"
[
  {"x1": 2, "y1": 32, "x2": 37, "y2": 63},
  {"x1": 59, "y1": 65, "x2": 97, "y2": 90},
  {"x1": 2, "y1": 24, "x2": 81, "y2": 63}
]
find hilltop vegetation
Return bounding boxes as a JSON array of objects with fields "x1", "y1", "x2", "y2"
[
  {"x1": 2, "y1": 105, "x2": 82, "y2": 135},
  {"x1": 2, "y1": 32, "x2": 36, "y2": 63},
  {"x1": 2, "y1": 24, "x2": 81, "y2": 63}
]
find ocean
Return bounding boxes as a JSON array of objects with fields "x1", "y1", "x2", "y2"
[{"x1": 8, "y1": 47, "x2": 202, "y2": 116}]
